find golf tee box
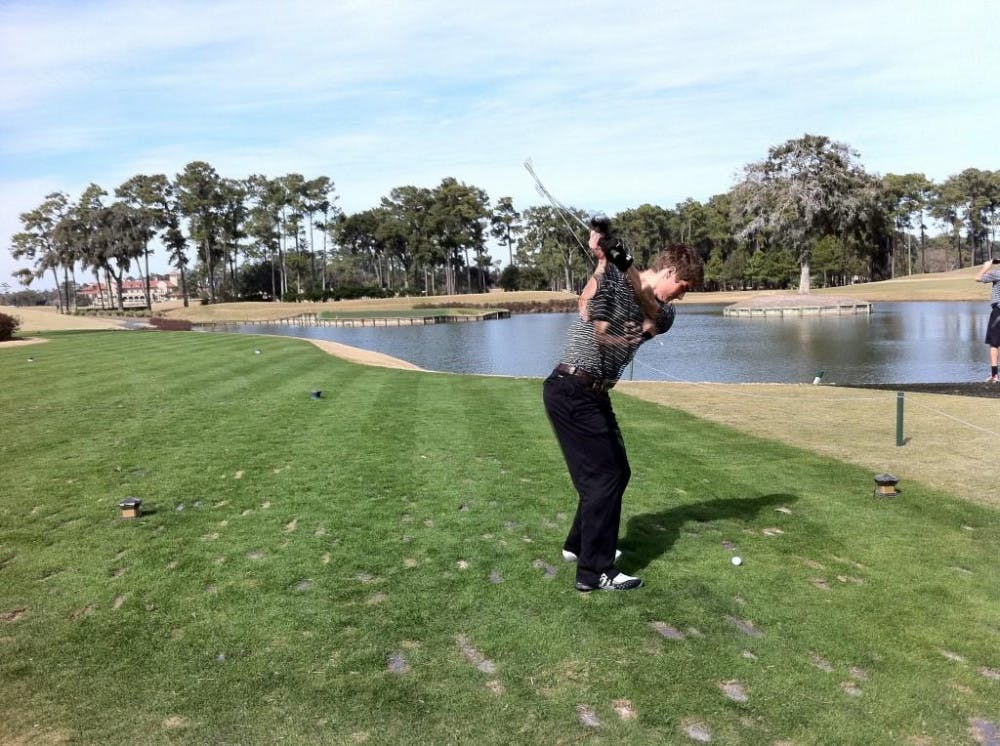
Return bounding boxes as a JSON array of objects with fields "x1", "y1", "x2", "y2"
[
  {"x1": 873, "y1": 473, "x2": 899, "y2": 498},
  {"x1": 118, "y1": 497, "x2": 142, "y2": 518}
]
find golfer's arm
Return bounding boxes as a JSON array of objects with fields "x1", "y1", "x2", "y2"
[
  {"x1": 579, "y1": 264, "x2": 606, "y2": 320},
  {"x1": 624, "y1": 265, "x2": 659, "y2": 320},
  {"x1": 592, "y1": 320, "x2": 638, "y2": 350}
]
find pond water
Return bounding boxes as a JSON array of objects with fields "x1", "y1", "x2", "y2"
[{"x1": 208, "y1": 301, "x2": 995, "y2": 385}]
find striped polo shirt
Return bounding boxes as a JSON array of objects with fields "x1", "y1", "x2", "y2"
[
  {"x1": 979, "y1": 269, "x2": 1000, "y2": 305},
  {"x1": 559, "y1": 265, "x2": 675, "y2": 384}
]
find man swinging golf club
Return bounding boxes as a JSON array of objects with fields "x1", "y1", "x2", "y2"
[{"x1": 543, "y1": 214, "x2": 704, "y2": 591}]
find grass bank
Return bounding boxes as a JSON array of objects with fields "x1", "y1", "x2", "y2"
[{"x1": 1, "y1": 331, "x2": 997, "y2": 744}]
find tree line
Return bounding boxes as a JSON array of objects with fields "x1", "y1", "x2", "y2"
[{"x1": 9, "y1": 134, "x2": 999, "y2": 312}]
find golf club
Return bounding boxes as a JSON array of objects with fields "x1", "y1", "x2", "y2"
[{"x1": 523, "y1": 159, "x2": 594, "y2": 265}]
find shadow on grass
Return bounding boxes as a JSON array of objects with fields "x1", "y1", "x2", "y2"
[{"x1": 621, "y1": 493, "x2": 797, "y2": 572}]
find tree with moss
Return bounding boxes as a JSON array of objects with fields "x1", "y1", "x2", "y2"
[{"x1": 731, "y1": 134, "x2": 884, "y2": 293}]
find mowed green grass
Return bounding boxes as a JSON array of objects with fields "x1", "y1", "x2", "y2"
[{"x1": 1, "y1": 331, "x2": 998, "y2": 745}]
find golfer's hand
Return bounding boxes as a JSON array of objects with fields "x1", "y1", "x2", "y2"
[
  {"x1": 640, "y1": 316, "x2": 658, "y2": 340},
  {"x1": 623, "y1": 320, "x2": 645, "y2": 346},
  {"x1": 606, "y1": 242, "x2": 633, "y2": 272}
]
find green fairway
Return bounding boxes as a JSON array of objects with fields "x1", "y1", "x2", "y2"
[{"x1": 1, "y1": 331, "x2": 997, "y2": 745}]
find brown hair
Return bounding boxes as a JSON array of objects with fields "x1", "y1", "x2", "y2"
[{"x1": 649, "y1": 243, "x2": 704, "y2": 288}]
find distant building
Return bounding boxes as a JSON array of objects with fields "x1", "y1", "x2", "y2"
[{"x1": 77, "y1": 275, "x2": 180, "y2": 308}]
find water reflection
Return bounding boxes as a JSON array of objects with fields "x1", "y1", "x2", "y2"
[{"x1": 210, "y1": 302, "x2": 993, "y2": 385}]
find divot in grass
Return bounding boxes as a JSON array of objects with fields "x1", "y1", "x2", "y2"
[
  {"x1": 613, "y1": 699, "x2": 637, "y2": 720},
  {"x1": 810, "y1": 578, "x2": 832, "y2": 591},
  {"x1": 456, "y1": 634, "x2": 496, "y2": 674},
  {"x1": 69, "y1": 604, "x2": 95, "y2": 620},
  {"x1": 1, "y1": 607, "x2": 28, "y2": 622},
  {"x1": 840, "y1": 680, "x2": 863, "y2": 697},
  {"x1": 940, "y1": 650, "x2": 967, "y2": 664},
  {"x1": 969, "y1": 718, "x2": 999, "y2": 746},
  {"x1": 719, "y1": 680, "x2": 748, "y2": 703},
  {"x1": 836, "y1": 575, "x2": 865, "y2": 585},
  {"x1": 487, "y1": 679, "x2": 504, "y2": 696},
  {"x1": 810, "y1": 653, "x2": 834, "y2": 672},
  {"x1": 531, "y1": 559, "x2": 558, "y2": 579},
  {"x1": 488, "y1": 570, "x2": 504, "y2": 584},
  {"x1": 284, "y1": 518, "x2": 298, "y2": 532},
  {"x1": 294, "y1": 580, "x2": 312, "y2": 592},
  {"x1": 576, "y1": 704, "x2": 600, "y2": 728},
  {"x1": 650, "y1": 621, "x2": 685, "y2": 640},
  {"x1": 387, "y1": 653, "x2": 408, "y2": 674},
  {"x1": 725, "y1": 616, "x2": 763, "y2": 638},
  {"x1": 682, "y1": 718, "x2": 712, "y2": 742},
  {"x1": 112, "y1": 595, "x2": 126, "y2": 609},
  {"x1": 980, "y1": 667, "x2": 1000, "y2": 681},
  {"x1": 366, "y1": 592, "x2": 387, "y2": 605},
  {"x1": 163, "y1": 716, "x2": 188, "y2": 730}
]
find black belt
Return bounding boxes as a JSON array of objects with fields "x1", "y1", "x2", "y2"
[{"x1": 555, "y1": 363, "x2": 615, "y2": 392}]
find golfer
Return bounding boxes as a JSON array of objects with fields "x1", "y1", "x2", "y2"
[
  {"x1": 543, "y1": 216, "x2": 704, "y2": 591},
  {"x1": 975, "y1": 258, "x2": 1000, "y2": 383}
]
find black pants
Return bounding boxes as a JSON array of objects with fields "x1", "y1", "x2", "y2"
[
  {"x1": 986, "y1": 305, "x2": 1000, "y2": 347},
  {"x1": 543, "y1": 369, "x2": 631, "y2": 586}
]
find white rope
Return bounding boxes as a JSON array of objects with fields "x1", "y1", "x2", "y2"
[
  {"x1": 906, "y1": 397, "x2": 1000, "y2": 438},
  {"x1": 629, "y1": 356, "x2": 888, "y2": 402}
]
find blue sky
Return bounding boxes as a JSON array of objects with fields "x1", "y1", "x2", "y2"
[{"x1": 2, "y1": 0, "x2": 998, "y2": 287}]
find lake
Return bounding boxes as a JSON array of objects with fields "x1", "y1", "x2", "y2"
[{"x1": 207, "y1": 301, "x2": 994, "y2": 385}]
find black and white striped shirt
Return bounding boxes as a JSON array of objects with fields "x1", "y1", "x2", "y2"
[
  {"x1": 559, "y1": 265, "x2": 675, "y2": 384},
  {"x1": 979, "y1": 269, "x2": 1000, "y2": 305}
]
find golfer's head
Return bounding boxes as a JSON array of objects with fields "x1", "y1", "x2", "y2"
[{"x1": 650, "y1": 243, "x2": 705, "y2": 289}]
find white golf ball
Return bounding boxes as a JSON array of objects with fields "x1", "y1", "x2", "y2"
[{"x1": 731, "y1": 556, "x2": 743, "y2": 566}]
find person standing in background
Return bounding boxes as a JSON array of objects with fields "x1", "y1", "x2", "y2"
[{"x1": 974, "y1": 258, "x2": 1000, "y2": 383}]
